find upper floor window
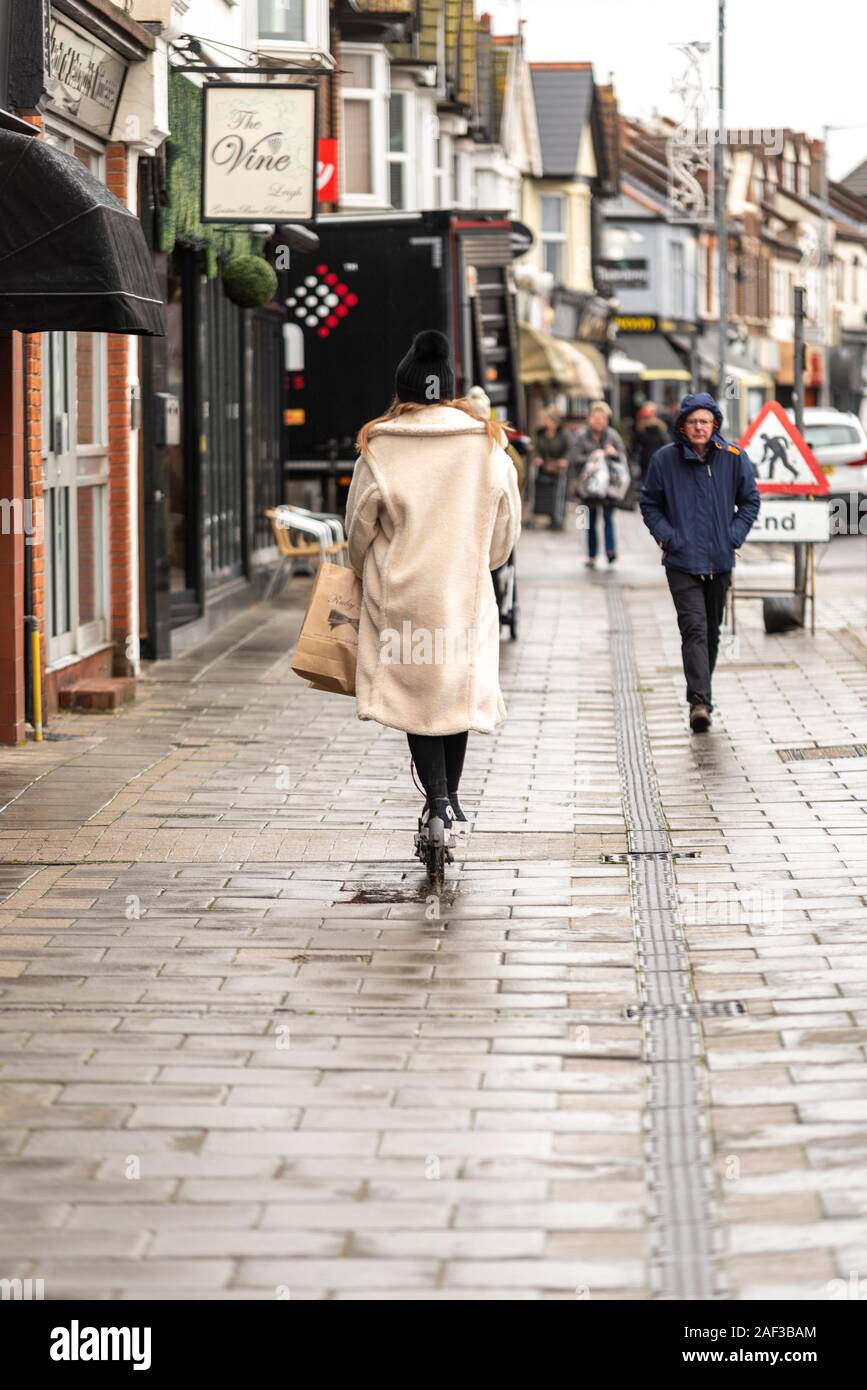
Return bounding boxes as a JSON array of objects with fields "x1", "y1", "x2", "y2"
[
  {"x1": 341, "y1": 47, "x2": 388, "y2": 205},
  {"x1": 259, "y1": 0, "x2": 305, "y2": 42},
  {"x1": 474, "y1": 169, "x2": 499, "y2": 209},
  {"x1": 669, "y1": 240, "x2": 686, "y2": 317},
  {"x1": 783, "y1": 159, "x2": 795, "y2": 191},
  {"x1": 540, "y1": 193, "x2": 566, "y2": 281},
  {"x1": 433, "y1": 131, "x2": 450, "y2": 208},
  {"x1": 388, "y1": 91, "x2": 412, "y2": 209},
  {"x1": 798, "y1": 164, "x2": 810, "y2": 198}
]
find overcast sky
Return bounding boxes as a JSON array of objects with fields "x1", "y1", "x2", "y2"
[{"x1": 484, "y1": 0, "x2": 867, "y2": 182}]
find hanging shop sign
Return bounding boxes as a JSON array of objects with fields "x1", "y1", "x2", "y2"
[
  {"x1": 202, "y1": 83, "x2": 318, "y2": 225},
  {"x1": 595, "y1": 258, "x2": 649, "y2": 289},
  {"x1": 46, "y1": 16, "x2": 128, "y2": 138}
]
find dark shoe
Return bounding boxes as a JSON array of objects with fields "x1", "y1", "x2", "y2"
[
  {"x1": 607, "y1": 551, "x2": 617, "y2": 565},
  {"x1": 689, "y1": 703, "x2": 712, "y2": 733},
  {"x1": 416, "y1": 800, "x2": 464, "y2": 828},
  {"x1": 418, "y1": 798, "x2": 458, "y2": 840},
  {"x1": 447, "y1": 790, "x2": 469, "y2": 833}
]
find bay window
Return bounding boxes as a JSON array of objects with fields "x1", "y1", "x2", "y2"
[
  {"x1": 388, "y1": 91, "x2": 412, "y2": 210},
  {"x1": 540, "y1": 193, "x2": 566, "y2": 281}
]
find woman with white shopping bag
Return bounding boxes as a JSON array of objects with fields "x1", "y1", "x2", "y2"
[
  {"x1": 573, "y1": 400, "x2": 629, "y2": 569},
  {"x1": 344, "y1": 330, "x2": 522, "y2": 855}
]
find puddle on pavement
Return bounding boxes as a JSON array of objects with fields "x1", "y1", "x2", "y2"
[{"x1": 347, "y1": 877, "x2": 458, "y2": 907}]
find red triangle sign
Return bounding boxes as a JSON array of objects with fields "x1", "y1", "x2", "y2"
[{"x1": 739, "y1": 401, "x2": 829, "y2": 495}]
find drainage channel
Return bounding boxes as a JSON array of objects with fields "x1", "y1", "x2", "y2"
[{"x1": 607, "y1": 586, "x2": 723, "y2": 1301}]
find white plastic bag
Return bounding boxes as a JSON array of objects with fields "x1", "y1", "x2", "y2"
[{"x1": 577, "y1": 449, "x2": 610, "y2": 500}]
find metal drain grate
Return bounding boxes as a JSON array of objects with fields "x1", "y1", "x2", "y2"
[
  {"x1": 602, "y1": 850, "x2": 701, "y2": 863},
  {"x1": 607, "y1": 586, "x2": 723, "y2": 1301},
  {"x1": 626, "y1": 1000, "x2": 745, "y2": 1021},
  {"x1": 778, "y1": 743, "x2": 867, "y2": 762}
]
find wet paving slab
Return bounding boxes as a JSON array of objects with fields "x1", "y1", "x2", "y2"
[{"x1": 0, "y1": 516, "x2": 865, "y2": 1297}]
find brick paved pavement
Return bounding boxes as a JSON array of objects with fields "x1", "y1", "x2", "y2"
[{"x1": 0, "y1": 511, "x2": 866, "y2": 1299}]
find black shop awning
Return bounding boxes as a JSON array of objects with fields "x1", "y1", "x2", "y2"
[{"x1": 0, "y1": 128, "x2": 164, "y2": 336}]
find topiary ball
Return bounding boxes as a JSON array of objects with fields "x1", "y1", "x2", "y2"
[{"x1": 222, "y1": 255, "x2": 278, "y2": 308}]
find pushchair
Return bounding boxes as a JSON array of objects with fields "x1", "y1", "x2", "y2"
[{"x1": 493, "y1": 551, "x2": 519, "y2": 640}]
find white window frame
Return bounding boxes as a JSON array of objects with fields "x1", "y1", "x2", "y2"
[
  {"x1": 473, "y1": 166, "x2": 500, "y2": 210},
  {"x1": 540, "y1": 192, "x2": 566, "y2": 282},
  {"x1": 340, "y1": 45, "x2": 388, "y2": 208},
  {"x1": 669, "y1": 239, "x2": 686, "y2": 317},
  {"x1": 254, "y1": 0, "x2": 328, "y2": 52},
  {"x1": 433, "y1": 126, "x2": 451, "y2": 209},
  {"x1": 387, "y1": 87, "x2": 415, "y2": 211}
]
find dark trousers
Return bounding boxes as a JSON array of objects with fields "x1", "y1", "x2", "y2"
[
  {"x1": 407, "y1": 731, "x2": 469, "y2": 801},
  {"x1": 587, "y1": 503, "x2": 616, "y2": 558},
  {"x1": 666, "y1": 569, "x2": 731, "y2": 710}
]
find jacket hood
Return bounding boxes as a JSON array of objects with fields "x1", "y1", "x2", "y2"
[
  {"x1": 674, "y1": 392, "x2": 723, "y2": 435},
  {"x1": 368, "y1": 404, "x2": 490, "y2": 439}
]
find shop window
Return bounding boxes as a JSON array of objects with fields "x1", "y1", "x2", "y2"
[{"x1": 40, "y1": 130, "x2": 110, "y2": 664}]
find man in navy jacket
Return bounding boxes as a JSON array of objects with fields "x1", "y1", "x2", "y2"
[{"x1": 640, "y1": 392, "x2": 761, "y2": 731}]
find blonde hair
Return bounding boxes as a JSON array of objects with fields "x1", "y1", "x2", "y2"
[
  {"x1": 588, "y1": 400, "x2": 612, "y2": 418},
  {"x1": 356, "y1": 396, "x2": 505, "y2": 456}
]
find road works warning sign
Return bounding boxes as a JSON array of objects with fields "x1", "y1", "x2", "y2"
[{"x1": 739, "y1": 401, "x2": 829, "y2": 496}]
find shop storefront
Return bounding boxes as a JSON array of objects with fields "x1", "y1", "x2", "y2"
[
  {"x1": 0, "y1": 0, "x2": 165, "y2": 738},
  {"x1": 610, "y1": 315, "x2": 696, "y2": 426},
  {"x1": 139, "y1": 70, "x2": 287, "y2": 658}
]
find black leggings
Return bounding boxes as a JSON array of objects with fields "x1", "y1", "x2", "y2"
[{"x1": 407, "y1": 732, "x2": 468, "y2": 801}]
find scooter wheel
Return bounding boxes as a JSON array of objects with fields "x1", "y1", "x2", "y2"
[{"x1": 427, "y1": 845, "x2": 445, "y2": 894}]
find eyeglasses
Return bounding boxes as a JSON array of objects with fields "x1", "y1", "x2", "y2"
[{"x1": 685, "y1": 417, "x2": 714, "y2": 428}]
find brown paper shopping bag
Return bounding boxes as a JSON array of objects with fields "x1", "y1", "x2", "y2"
[{"x1": 291, "y1": 561, "x2": 361, "y2": 696}]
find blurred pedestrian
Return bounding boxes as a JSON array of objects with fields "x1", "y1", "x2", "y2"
[
  {"x1": 639, "y1": 391, "x2": 760, "y2": 733},
  {"x1": 532, "y1": 408, "x2": 571, "y2": 530},
  {"x1": 345, "y1": 330, "x2": 521, "y2": 841},
  {"x1": 573, "y1": 400, "x2": 628, "y2": 567},
  {"x1": 633, "y1": 401, "x2": 671, "y2": 478}
]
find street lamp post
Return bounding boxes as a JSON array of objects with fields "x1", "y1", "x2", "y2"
[
  {"x1": 820, "y1": 124, "x2": 831, "y2": 408},
  {"x1": 716, "y1": 0, "x2": 727, "y2": 408}
]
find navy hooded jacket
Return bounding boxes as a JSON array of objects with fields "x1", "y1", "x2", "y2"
[{"x1": 639, "y1": 392, "x2": 761, "y2": 575}]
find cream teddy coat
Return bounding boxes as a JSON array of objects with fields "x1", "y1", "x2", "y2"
[{"x1": 344, "y1": 405, "x2": 522, "y2": 736}]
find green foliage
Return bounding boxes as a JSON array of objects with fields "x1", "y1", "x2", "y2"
[
  {"x1": 222, "y1": 255, "x2": 278, "y2": 308},
  {"x1": 158, "y1": 72, "x2": 262, "y2": 277}
]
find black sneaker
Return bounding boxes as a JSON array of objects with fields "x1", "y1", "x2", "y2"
[
  {"x1": 607, "y1": 551, "x2": 617, "y2": 565},
  {"x1": 419, "y1": 798, "x2": 465, "y2": 835},
  {"x1": 422, "y1": 797, "x2": 456, "y2": 845},
  {"x1": 447, "y1": 791, "x2": 469, "y2": 833}
]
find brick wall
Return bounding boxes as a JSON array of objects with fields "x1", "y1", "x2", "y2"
[{"x1": 0, "y1": 332, "x2": 25, "y2": 743}]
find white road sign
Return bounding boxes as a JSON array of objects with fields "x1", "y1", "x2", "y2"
[{"x1": 743, "y1": 500, "x2": 831, "y2": 544}]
